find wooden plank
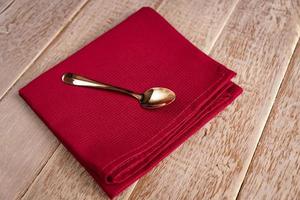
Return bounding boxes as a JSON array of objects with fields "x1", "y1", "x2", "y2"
[
  {"x1": 15, "y1": 0, "x2": 241, "y2": 199},
  {"x1": 22, "y1": 145, "x2": 136, "y2": 200},
  {"x1": 155, "y1": 0, "x2": 240, "y2": 54},
  {"x1": 0, "y1": 0, "x2": 88, "y2": 99},
  {"x1": 0, "y1": 1, "x2": 90, "y2": 199},
  {"x1": 0, "y1": 1, "x2": 159, "y2": 200},
  {"x1": 237, "y1": 41, "x2": 300, "y2": 199},
  {"x1": 128, "y1": 0, "x2": 300, "y2": 199}
]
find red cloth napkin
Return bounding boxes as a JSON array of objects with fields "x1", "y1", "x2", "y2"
[{"x1": 19, "y1": 7, "x2": 242, "y2": 198}]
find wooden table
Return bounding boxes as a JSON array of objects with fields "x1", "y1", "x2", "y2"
[{"x1": 1, "y1": 0, "x2": 300, "y2": 199}]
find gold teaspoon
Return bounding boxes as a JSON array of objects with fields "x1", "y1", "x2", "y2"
[{"x1": 62, "y1": 73, "x2": 176, "y2": 109}]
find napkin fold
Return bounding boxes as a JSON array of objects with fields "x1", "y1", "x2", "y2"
[{"x1": 19, "y1": 7, "x2": 242, "y2": 198}]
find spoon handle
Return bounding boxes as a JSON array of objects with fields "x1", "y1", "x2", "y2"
[{"x1": 62, "y1": 73, "x2": 142, "y2": 100}]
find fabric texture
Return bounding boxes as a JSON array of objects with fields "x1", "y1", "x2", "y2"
[{"x1": 19, "y1": 7, "x2": 242, "y2": 198}]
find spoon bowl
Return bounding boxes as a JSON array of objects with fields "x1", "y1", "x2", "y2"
[{"x1": 141, "y1": 87, "x2": 176, "y2": 108}]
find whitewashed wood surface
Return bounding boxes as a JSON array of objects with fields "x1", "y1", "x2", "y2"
[{"x1": 0, "y1": 0, "x2": 299, "y2": 199}]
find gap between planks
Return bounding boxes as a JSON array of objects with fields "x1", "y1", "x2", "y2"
[
  {"x1": 0, "y1": 0, "x2": 15, "y2": 16},
  {"x1": 16, "y1": 0, "x2": 92, "y2": 198},
  {"x1": 206, "y1": 0, "x2": 240, "y2": 53},
  {"x1": 236, "y1": 37, "x2": 300, "y2": 199},
  {"x1": 0, "y1": 0, "x2": 90, "y2": 101}
]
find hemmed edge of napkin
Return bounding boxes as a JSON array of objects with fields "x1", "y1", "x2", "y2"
[
  {"x1": 91, "y1": 82, "x2": 242, "y2": 198},
  {"x1": 90, "y1": 68, "x2": 242, "y2": 198},
  {"x1": 101, "y1": 67, "x2": 235, "y2": 176}
]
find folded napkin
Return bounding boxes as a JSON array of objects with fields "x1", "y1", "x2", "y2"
[{"x1": 19, "y1": 7, "x2": 242, "y2": 198}]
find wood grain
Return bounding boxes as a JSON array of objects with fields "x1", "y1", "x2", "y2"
[
  {"x1": 0, "y1": 1, "x2": 159, "y2": 200},
  {"x1": 0, "y1": 1, "x2": 89, "y2": 199},
  {"x1": 153, "y1": 0, "x2": 240, "y2": 54},
  {"x1": 237, "y1": 41, "x2": 300, "y2": 199},
  {"x1": 1, "y1": 0, "x2": 300, "y2": 199},
  {"x1": 129, "y1": 0, "x2": 300, "y2": 199},
  {"x1": 15, "y1": 0, "x2": 241, "y2": 199},
  {"x1": 22, "y1": 145, "x2": 136, "y2": 200},
  {"x1": 0, "y1": 0, "x2": 88, "y2": 99}
]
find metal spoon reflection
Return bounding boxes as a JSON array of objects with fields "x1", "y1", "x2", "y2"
[{"x1": 62, "y1": 73, "x2": 176, "y2": 109}]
